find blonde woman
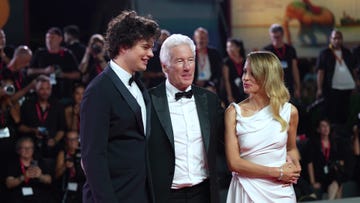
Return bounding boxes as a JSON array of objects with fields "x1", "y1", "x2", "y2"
[{"x1": 225, "y1": 51, "x2": 301, "y2": 202}]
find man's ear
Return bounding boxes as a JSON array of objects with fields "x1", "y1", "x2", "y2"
[
  {"x1": 161, "y1": 63, "x2": 168, "y2": 74},
  {"x1": 119, "y1": 45, "x2": 129, "y2": 55}
]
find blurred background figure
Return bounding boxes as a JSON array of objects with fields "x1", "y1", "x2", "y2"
[
  {"x1": 27, "y1": 27, "x2": 80, "y2": 103},
  {"x1": 352, "y1": 114, "x2": 360, "y2": 186},
  {"x1": 221, "y1": 38, "x2": 247, "y2": 105},
  {"x1": 63, "y1": 25, "x2": 86, "y2": 63},
  {"x1": 0, "y1": 76, "x2": 21, "y2": 202},
  {"x1": 0, "y1": 29, "x2": 14, "y2": 69},
  {"x1": 264, "y1": 24, "x2": 301, "y2": 100},
  {"x1": 18, "y1": 76, "x2": 66, "y2": 160},
  {"x1": 78, "y1": 34, "x2": 108, "y2": 85},
  {"x1": 316, "y1": 30, "x2": 358, "y2": 126},
  {"x1": 193, "y1": 27, "x2": 222, "y2": 91},
  {"x1": 306, "y1": 118, "x2": 346, "y2": 200},
  {"x1": 55, "y1": 131, "x2": 85, "y2": 203},
  {"x1": 142, "y1": 29, "x2": 169, "y2": 88},
  {"x1": 1, "y1": 45, "x2": 37, "y2": 103},
  {"x1": 64, "y1": 83, "x2": 84, "y2": 132},
  {"x1": 5, "y1": 136, "x2": 54, "y2": 203}
]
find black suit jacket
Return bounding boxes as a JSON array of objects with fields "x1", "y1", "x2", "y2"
[
  {"x1": 148, "y1": 83, "x2": 224, "y2": 203},
  {"x1": 80, "y1": 66, "x2": 153, "y2": 203}
]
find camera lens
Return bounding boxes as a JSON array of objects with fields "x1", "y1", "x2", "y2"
[
  {"x1": 91, "y1": 44, "x2": 102, "y2": 55},
  {"x1": 3, "y1": 85, "x2": 15, "y2": 95}
]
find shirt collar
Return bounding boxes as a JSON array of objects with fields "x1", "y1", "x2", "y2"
[
  {"x1": 165, "y1": 79, "x2": 192, "y2": 100},
  {"x1": 110, "y1": 60, "x2": 132, "y2": 87}
]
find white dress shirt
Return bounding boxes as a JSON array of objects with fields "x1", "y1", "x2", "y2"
[
  {"x1": 331, "y1": 50, "x2": 355, "y2": 90},
  {"x1": 110, "y1": 60, "x2": 147, "y2": 133},
  {"x1": 165, "y1": 79, "x2": 208, "y2": 189},
  {"x1": 197, "y1": 52, "x2": 211, "y2": 81}
]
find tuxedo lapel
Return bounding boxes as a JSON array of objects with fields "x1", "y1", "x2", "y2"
[
  {"x1": 151, "y1": 83, "x2": 174, "y2": 148},
  {"x1": 103, "y1": 67, "x2": 145, "y2": 135},
  {"x1": 136, "y1": 79, "x2": 152, "y2": 137},
  {"x1": 193, "y1": 86, "x2": 210, "y2": 152}
]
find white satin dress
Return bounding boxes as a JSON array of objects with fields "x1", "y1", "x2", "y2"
[{"x1": 226, "y1": 102, "x2": 296, "y2": 203}]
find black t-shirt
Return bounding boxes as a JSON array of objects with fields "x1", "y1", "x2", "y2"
[
  {"x1": 263, "y1": 44, "x2": 297, "y2": 95},
  {"x1": 223, "y1": 57, "x2": 246, "y2": 103},
  {"x1": 20, "y1": 98, "x2": 66, "y2": 140},
  {"x1": 305, "y1": 137, "x2": 345, "y2": 189},
  {"x1": 65, "y1": 42, "x2": 86, "y2": 63},
  {"x1": 29, "y1": 47, "x2": 79, "y2": 99},
  {"x1": 0, "y1": 46, "x2": 14, "y2": 73},
  {"x1": 352, "y1": 45, "x2": 360, "y2": 79},
  {"x1": 30, "y1": 48, "x2": 78, "y2": 73},
  {"x1": 0, "y1": 68, "x2": 28, "y2": 90},
  {"x1": 6, "y1": 158, "x2": 53, "y2": 202}
]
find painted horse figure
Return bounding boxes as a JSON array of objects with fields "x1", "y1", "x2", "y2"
[{"x1": 283, "y1": 0, "x2": 335, "y2": 46}]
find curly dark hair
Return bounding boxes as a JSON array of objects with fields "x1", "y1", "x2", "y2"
[{"x1": 105, "y1": 10, "x2": 160, "y2": 59}]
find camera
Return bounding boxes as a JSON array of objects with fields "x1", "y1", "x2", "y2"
[
  {"x1": 91, "y1": 44, "x2": 102, "y2": 55},
  {"x1": 53, "y1": 65, "x2": 62, "y2": 77},
  {"x1": 37, "y1": 127, "x2": 49, "y2": 136},
  {"x1": 30, "y1": 160, "x2": 38, "y2": 167},
  {"x1": 3, "y1": 84, "x2": 15, "y2": 95}
]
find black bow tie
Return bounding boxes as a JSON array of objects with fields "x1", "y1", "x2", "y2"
[
  {"x1": 128, "y1": 75, "x2": 137, "y2": 86},
  {"x1": 175, "y1": 90, "x2": 193, "y2": 101}
]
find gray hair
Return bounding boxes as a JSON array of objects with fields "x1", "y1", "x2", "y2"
[
  {"x1": 269, "y1": 23, "x2": 284, "y2": 34},
  {"x1": 159, "y1": 34, "x2": 196, "y2": 66}
]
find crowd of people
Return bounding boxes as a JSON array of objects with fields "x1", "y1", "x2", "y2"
[{"x1": 0, "y1": 9, "x2": 360, "y2": 203}]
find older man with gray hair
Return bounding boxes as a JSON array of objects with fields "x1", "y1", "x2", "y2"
[{"x1": 148, "y1": 34, "x2": 224, "y2": 203}]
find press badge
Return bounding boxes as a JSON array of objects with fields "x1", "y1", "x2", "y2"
[
  {"x1": 22, "y1": 187, "x2": 34, "y2": 196},
  {"x1": 67, "y1": 182, "x2": 78, "y2": 191},
  {"x1": 324, "y1": 165, "x2": 329, "y2": 174},
  {"x1": 280, "y1": 61, "x2": 288, "y2": 69},
  {"x1": 234, "y1": 77, "x2": 241, "y2": 87},
  {"x1": 0, "y1": 127, "x2": 10, "y2": 138},
  {"x1": 199, "y1": 71, "x2": 206, "y2": 79}
]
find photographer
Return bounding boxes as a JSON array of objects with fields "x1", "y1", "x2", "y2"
[
  {"x1": 0, "y1": 77, "x2": 21, "y2": 202},
  {"x1": 78, "y1": 34, "x2": 109, "y2": 85},
  {"x1": 306, "y1": 118, "x2": 346, "y2": 200},
  {"x1": 352, "y1": 113, "x2": 360, "y2": 185},
  {"x1": 55, "y1": 131, "x2": 84, "y2": 203},
  {"x1": 18, "y1": 75, "x2": 66, "y2": 159},
  {"x1": 0, "y1": 29, "x2": 13, "y2": 68},
  {"x1": 5, "y1": 136, "x2": 54, "y2": 203},
  {"x1": 1, "y1": 45, "x2": 37, "y2": 103},
  {"x1": 27, "y1": 27, "x2": 80, "y2": 103}
]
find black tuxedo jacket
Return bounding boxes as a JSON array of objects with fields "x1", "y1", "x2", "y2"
[
  {"x1": 80, "y1": 66, "x2": 153, "y2": 203},
  {"x1": 148, "y1": 83, "x2": 224, "y2": 203}
]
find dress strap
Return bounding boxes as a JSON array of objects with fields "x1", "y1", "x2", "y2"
[{"x1": 231, "y1": 102, "x2": 241, "y2": 116}]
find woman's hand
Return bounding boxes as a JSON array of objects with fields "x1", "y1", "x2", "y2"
[{"x1": 279, "y1": 162, "x2": 301, "y2": 185}]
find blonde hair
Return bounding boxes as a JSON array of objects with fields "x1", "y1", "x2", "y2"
[{"x1": 246, "y1": 51, "x2": 290, "y2": 131}]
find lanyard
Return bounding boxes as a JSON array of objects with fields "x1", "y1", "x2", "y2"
[
  {"x1": 330, "y1": 48, "x2": 343, "y2": 64},
  {"x1": 15, "y1": 72, "x2": 23, "y2": 90},
  {"x1": 36, "y1": 103, "x2": 49, "y2": 124},
  {"x1": 196, "y1": 49, "x2": 208, "y2": 72},
  {"x1": 77, "y1": 114, "x2": 80, "y2": 133},
  {"x1": 321, "y1": 140, "x2": 331, "y2": 162},
  {"x1": 273, "y1": 45, "x2": 286, "y2": 59},
  {"x1": 0, "y1": 112, "x2": 4, "y2": 126},
  {"x1": 95, "y1": 64, "x2": 103, "y2": 75},
  {"x1": 20, "y1": 160, "x2": 30, "y2": 184},
  {"x1": 231, "y1": 59, "x2": 243, "y2": 77},
  {"x1": 66, "y1": 152, "x2": 76, "y2": 178}
]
